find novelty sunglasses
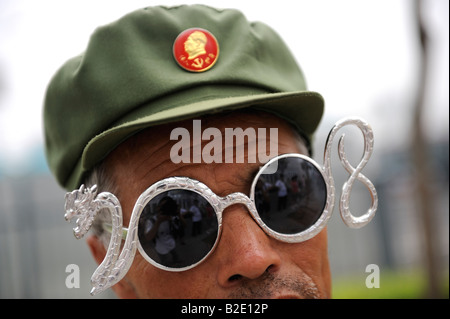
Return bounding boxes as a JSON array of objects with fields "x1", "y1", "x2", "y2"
[{"x1": 64, "y1": 117, "x2": 378, "y2": 295}]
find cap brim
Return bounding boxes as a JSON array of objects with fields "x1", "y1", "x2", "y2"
[{"x1": 67, "y1": 90, "x2": 323, "y2": 189}]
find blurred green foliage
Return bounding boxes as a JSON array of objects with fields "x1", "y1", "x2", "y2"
[{"x1": 332, "y1": 269, "x2": 449, "y2": 299}]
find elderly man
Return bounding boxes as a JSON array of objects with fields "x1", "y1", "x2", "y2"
[{"x1": 44, "y1": 5, "x2": 376, "y2": 299}]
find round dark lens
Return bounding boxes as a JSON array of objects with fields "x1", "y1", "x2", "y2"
[
  {"x1": 254, "y1": 157, "x2": 327, "y2": 234},
  {"x1": 138, "y1": 189, "x2": 218, "y2": 269}
]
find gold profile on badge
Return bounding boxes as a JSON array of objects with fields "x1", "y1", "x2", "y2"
[{"x1": 173, "y1": 28, "x2": 219, "y2": 72}]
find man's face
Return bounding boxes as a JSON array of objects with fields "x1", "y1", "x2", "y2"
[{"x1": 88, "y1": 111, "x2": 331, "y2": 298}]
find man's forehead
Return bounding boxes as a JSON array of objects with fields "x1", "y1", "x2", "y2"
[
  {"x1": 171, "y1": 110, "x2": 292, "y2": 130},
  {"x1": 104, "y1": 110, "x2": 306, "y2": 187},
  {"x1": 115, "y1": 110, "x2": 304, "y2": 154}
]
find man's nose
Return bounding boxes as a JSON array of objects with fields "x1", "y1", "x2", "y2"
[{"x1": 215, "y1": 203, "x2": 282, "y2": 287}]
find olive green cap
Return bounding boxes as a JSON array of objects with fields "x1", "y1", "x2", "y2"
[{"x1": 43, "y1": 5, "x2": 324, "y2": 190}]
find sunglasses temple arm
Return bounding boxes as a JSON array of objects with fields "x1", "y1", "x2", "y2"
[
  {"x1": 64, "y1": 185, "x2": 137, "y2": 295},
  {"x1": 323, "y1": 117, "x2": 378, "y2": 229},
  {"x1": 103, "y1": 223, "x2": 129, "y2": 239}
]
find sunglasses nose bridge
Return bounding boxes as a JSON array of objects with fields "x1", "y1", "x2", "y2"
[{"x1": 219, "y1": 192, "x2": 257, "y2": 217}]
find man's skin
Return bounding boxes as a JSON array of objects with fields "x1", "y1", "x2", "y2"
[{"x1": 87, "y1": 111, "x2": 332, "y2": 298}]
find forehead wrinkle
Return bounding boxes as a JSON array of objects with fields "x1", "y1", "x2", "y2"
[{"x1": 133, "y1": 138, "x2": 173, "y2": 174}]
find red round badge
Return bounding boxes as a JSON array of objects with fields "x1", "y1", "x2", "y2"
[{"x1": 173, "y1": 28, "x2": 219, "y2": 72}]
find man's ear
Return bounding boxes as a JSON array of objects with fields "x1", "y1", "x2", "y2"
[
  {"x1": 86, "y1": 235, "x2": 107, "y2": 266},
  {"x1": 86, "y1": 235, "x2": 138, "y2": 298}
]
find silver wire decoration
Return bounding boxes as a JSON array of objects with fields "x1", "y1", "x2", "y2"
[
  {"x1": 64, "y1": 117, "x2": 378, "y2": 295},
  {"x1": 323, "y1": 117, "x2": 378, "y2": 228}
]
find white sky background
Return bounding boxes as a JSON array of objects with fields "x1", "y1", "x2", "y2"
[{"x1": 0, "y1": 0, "x2": 448, "y2": 174}]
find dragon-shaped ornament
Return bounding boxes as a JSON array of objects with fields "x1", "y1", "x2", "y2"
[{"x1": 64, "y1": 184, "x2": 138, "y2": 295}]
